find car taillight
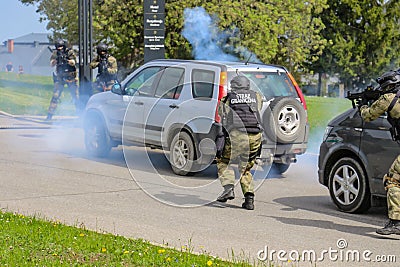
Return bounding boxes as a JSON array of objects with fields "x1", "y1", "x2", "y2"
[
  {"x1": 215, "y1": 71, "x2": 227, "y2": 123},
  {"x1": 288, "y1": 72, "x2": 307, "y2": 110}
]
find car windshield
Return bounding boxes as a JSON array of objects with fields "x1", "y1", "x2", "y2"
[{"x1": 228, "y1": 71, "x2": 298, "y2": 100}]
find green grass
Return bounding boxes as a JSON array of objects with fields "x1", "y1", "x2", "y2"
[
  {"x1": 304, "y1": 96, "x2": 351, "y2": 130},
  {"x1": 0, "y1": 211, "x2": 255, "y2": 266},
  {"x1": 304, "y1": 96, "x2": 352, "y2": 152},
  {"x1": 0, "y1": 72, "x2": 75, "y2": 116}
]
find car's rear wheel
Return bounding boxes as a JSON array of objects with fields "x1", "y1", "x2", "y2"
[
  {"x1": 263, "y1": 97, "x2": 306, "y2": 143},
  {"x1": 84, "y1": 115, "x2": 112, "y2": 157},
  {"x1": 169, "y1": 131, "x2": 195, "y2": 176},
  {"x1": 328, "y1": 157, "x2": 371, "y2": 213},
  {"x1": 272, "y1": 162, "x2": 291, "y2": 174}
]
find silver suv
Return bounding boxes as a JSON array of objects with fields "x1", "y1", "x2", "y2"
[{"x1": 84, "y1": 59, "x2": 309, "y2": 175}]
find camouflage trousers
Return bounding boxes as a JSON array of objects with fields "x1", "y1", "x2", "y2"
[
  {"x1": 216, "y1": 129, "x2": 262, "y2": 195},
  {"x1": 48, "y1": 79, "x2": 79, "y2": 116},
  {"x1": 384, "y1": 154, "x2": 400, "y2": 220}
]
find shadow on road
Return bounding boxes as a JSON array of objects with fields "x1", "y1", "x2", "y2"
[{"x1": 263, "y1": 195, "x2": 396, "y2": 239}]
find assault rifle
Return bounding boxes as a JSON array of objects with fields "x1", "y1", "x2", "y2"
[
  {"x1": 48, "y1": 46, "x2": 75, "y2": 77},
  {"x1": 346, "y1": 85, "x2": 382, "y2": 109},
  {"x1": 96, "y1": 57, "x2": 109, "y2": 82}
]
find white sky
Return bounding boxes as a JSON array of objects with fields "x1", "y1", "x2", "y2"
[{"x1": 0, "y1": 1, "x2": 50, "y2": 43}]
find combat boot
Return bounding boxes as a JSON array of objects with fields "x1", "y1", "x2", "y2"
[
  {"x1": 217, "y1": 184, "x2": 235, "y2": 202},
  {"x1": 242, "y1": 192, "x2": 254, "y2": 210},
  {"x1": 376, "y1": 219, "x2": 400, "y2": 235}
]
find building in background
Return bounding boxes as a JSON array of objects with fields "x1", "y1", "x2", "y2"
[{"x1": 0, "y1": 33, "x2": 53, "y2": 76}]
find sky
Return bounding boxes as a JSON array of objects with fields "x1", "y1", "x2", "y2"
[{"x1": 0, "y1": 1, "x2": 50, "y2": 43}]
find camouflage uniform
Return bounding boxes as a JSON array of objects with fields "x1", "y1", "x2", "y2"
[
  {"x1": 217, "y1": 85, "x2": 263, "y2": 207},
  {"x1": 360, "y1": 93, "x2": 400, "y2": 221},
  {"x1": 89, "y1": 54, "x2": 118, "y2": 94},
  {"x1": 47, "y1": 47, "x2": 79, "y2": 119}
]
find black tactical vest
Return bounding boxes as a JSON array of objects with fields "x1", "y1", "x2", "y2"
[{"x1": 224, "y1": 89, "x2": 261, "y2": 133}]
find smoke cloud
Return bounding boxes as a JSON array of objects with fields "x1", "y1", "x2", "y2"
[{"x1": 182, "y1": 7, "x2": 261, "y2": 63}]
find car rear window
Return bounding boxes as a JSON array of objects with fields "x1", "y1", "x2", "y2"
[
  {"x1": 192, "y1": 69, "x2": 215, "y2": 100},
  {"x1": 228, "y1": 71, "x2": 298, "y2": 100}
]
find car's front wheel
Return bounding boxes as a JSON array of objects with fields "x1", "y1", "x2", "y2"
[
  {"x1": 84, "y1": 115, "x2": 112, "y2": 158},
  {"x1": 169, "y1": 131, "x2": 195, "y2": 176},
  {"x1": 328, "y1": 157, "x2": 371, "y2": 213}
]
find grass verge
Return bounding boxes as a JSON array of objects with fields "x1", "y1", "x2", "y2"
[
  {"x1": 0, "y1": 72, "x2": 75, "y2": 116},
  {"x1": 0, "y1": 211, "x2": 256, "y2": 266}
]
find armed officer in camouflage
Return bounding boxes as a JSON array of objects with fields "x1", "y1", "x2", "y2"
[
  {"x1": 46, "y1": 39, "x2": 79, "y2": 121},
  {"x1": 216, "y1": 75, "x2": 263, "y2": 210},
  {"x1": 360, "y1": 69, "x2": 400, "y2": 235},
  {"x1": 90, "y1": 43, "x2": 118, "y2": 94}
]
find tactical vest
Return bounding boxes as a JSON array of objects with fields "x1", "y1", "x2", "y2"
[
  {"x1": 56, "y1": 48, "x2": 76, "y2": 76},
  {"x1": 97, "y1": 55, "x2": 117, "y2": 82},
  {"x1": 224, "y1": 89, "x2": 261, "y2": 134},
  {"x1": 387, "y1": 90, "x2": 400, "y2": 141}
]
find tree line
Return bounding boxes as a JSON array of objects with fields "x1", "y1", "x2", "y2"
[{"x1": 20, "y1": 0, "x2": 400, "y2": 92}]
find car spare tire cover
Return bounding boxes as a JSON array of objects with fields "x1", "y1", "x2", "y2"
[{"x1": 263, "y1": 96, "x2": 306, "y2": 143}]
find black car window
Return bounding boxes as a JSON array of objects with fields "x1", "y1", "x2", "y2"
[
  {"x1": 155, "y1": 67, "x2": 185, "y2": 99},
  {"x1": 125, "y1": 66, "x2": 161, "y2": 96},
  {"x1": 192, "y1": 69, "x2": 215, "y2": 100}
]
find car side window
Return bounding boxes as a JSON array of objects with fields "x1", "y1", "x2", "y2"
[
  {"x1": 192, "y1": 69, "x2": 215, "y2": 100},
  {"x1": 125, "y1": 67, "x2": 161, "y2": 96},
  {"x1": 155, "y1": 67, "x2": 185, "y2": 99}
]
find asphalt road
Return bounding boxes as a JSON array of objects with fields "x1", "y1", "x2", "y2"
[{"x1": 0, "y1": 114, "x2": 398, "y2": 267}]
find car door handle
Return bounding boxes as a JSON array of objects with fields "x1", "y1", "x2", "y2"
[
  {"x1": 169, "y1": 104, "x2": 179, "y2": 109},
  {"x1": 134, "y1": 101, "x2": 144, "y2": 106}
]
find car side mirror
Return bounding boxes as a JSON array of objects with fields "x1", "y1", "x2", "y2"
[{"x1": 111, "y1": 82, "x2": 123, "y2": 95}]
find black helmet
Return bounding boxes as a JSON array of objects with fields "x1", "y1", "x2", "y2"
[
  {"x1": 376, "y1": 70, "x2": 400, "y2": 92},
  {"x1": 230, "y1": 75, "x2": 250, "y2": 90},
  {"x1": 97, "y1": 43, "x2": 108, "y2": 55},
  {"x1": 55, "y1": 39, "x2": 66, "y2": 50}
]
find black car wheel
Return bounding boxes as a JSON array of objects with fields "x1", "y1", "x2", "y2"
[
  {"x1": 328, "y1": 157, "x2": 371, "y2": 213},
  {"x1": 84, "y1": 115, "x2": 112, "y2": 158},
  {"x1": 263, "y1": 97, "x2": 306, "y2": 143},
  {"x1": 271, "y1": 162, "x2": 291, "y2": 174},
  {"x1": 169, "y1": 132, "x2": 195, "y2": 176}
]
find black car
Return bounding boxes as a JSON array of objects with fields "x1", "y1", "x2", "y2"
[{"x1": 318, "y1": 107, "x2": 398, "y2": 213}]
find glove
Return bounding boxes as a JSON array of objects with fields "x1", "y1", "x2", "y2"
[
  {"x1": 67, "y1": 59, "x2": 75, "y2": 66},
  {"x1": 90, "y1": 62, "x2": 99, "y2": 69}
]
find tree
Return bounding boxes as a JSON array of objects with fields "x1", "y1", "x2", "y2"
[
  {"x1": 312, "y1": 0, "x2": 400, "y2": 91},
  {"x1": 19, "y1": 0, "x2": 327, "y2": 78}
]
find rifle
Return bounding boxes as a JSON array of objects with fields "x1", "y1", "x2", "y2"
[
  {"x1": 48, "y1": 46, "x2": 75, "y2": 77},
  {"x1": 96, "y1": 57, "x2": 109, "y2": 81},
  {"x1": 346, "y1": 85, "x2": 382, "y2": 109}
]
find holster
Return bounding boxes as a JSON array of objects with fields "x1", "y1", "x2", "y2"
[{"x1": 215, "y1": 132, "x2": 225, "y2": 158}]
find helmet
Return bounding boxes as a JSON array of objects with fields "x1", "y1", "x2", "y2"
[
  {"x1": 230, "y1": 75, "x2": 250, "y2": 90},
  {"x1": 376, "y1": 70, "x2": 400, "y2": 92},
  {"x1": 55, "y1": 39, "x2": 66, "y2": 50},
  {"x1": 97, "y1": 43, "x2": 108, "y2": 55}
]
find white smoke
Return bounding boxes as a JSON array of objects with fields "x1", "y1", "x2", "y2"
[{"x1": 182, "y1": 7, "x2": 261, "y2": 63}]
